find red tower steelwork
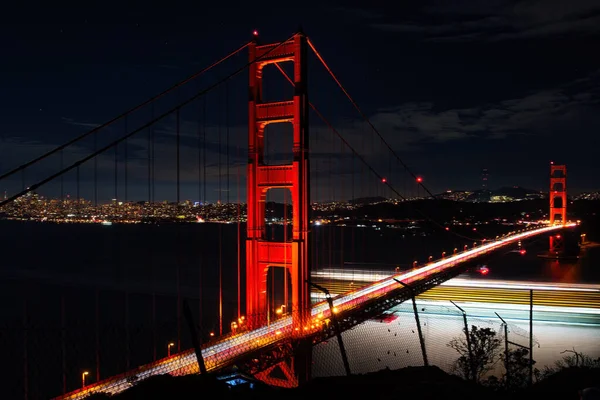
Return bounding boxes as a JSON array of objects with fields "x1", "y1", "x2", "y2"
[
  {"x1": 549, "y1": 164, "x2": 567, "y2": 225},
  {"x1": 549, "y1": 163, "x2": 567, "y2": 255},
  {"x1": 246, "y1": 33, "x2": 310, "y2": 329}
]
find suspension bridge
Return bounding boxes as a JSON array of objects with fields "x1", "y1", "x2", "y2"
[{"x1": 0, "y1": 30, "x2": 575, "y2": 399}]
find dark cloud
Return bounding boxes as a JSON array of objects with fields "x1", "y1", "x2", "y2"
[
  {"x1": 366, "y1": 0, "x2": 600, "y2": 41},
  {"x1": 335, "y1": 69, "x2": 599, "y2": 152}
]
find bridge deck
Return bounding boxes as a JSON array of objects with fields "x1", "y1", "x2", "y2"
[{"x1": 54, "y1": 224, "x2": 572, "y2": 400}]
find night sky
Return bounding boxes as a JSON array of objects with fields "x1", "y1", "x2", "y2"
[{"x1": 1, "y1": 1, "x2": 599, "y2": 202}]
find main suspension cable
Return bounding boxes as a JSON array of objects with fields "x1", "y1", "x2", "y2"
[
  {"x1": 0, "y1": 33, "x2": 296, "y2": 209},
  {"x1": 273, "y1": 63, "x2": 483, "y2": 242},
  {"x1": 305, "y1": 38, "x2": 488, "y2": 241},
  {"x1": 0, "y1": 41, "x2": 251, "y2": 182}
]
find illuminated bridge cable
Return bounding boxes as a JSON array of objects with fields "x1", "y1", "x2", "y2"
[
  {"x1": 0, "y1": 42, "x2": 250, "y2": 183},
  {"x1": 199, "y1": 97, "x2": 206, "y2": 327},
  {"x1": 124, "y1": 116, "x2": 128, "y2": 203},
  {"x1": 306, "y1": 38, "x2": 426, "y2": 194},
  {"x1": 0, "y1": 33, "x2": 296, "y2": 209},
  {"x1": 237, "y1": 144, "x2": 241, "y2": 320},
  {"x1": 218, "y1": 85, "x2": 223, "y2": 336},
  {"x1": 272, "y1": 64, "x2": 481, "y2": 243},
  {"x1": 176, "y1": 107, "x2": 182, "y2": 352},
  {"x1": 94, "y1": 131, "x2": 98, "y2": 207},
  {"x1": 306, "y1": 38, "x2": 488, "y2": 242}
]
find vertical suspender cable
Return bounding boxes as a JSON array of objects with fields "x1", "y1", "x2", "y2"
[
  {"x1": 198, "y1": 98, "x2": 204, "y2": 328},
  {"x1": 226, "y1": 82, "x2": 230, "y2": 205},
  {"x1": 328, "y1": 123, "x2": 333, "y2": 272},
  {"x1": 124, "y1": 116, "x2": 130, "y2": 370},
  {"x1": 218, "y1": 88, "x2": 223, "y2": 336},
  {"x1": 176, "y1": 107, "x2": 182, "y2": 351},
  {"x1": 202, "y1": 98, "x2": 207, "y2": 206},
  {"x1": 351, "y1": 151, "x2": 356, "y2": 282},
  {"x1": 95, "y1": 128, "x2": 101, "y2": 380},
  {"x1": 236, "y1": 144, "x2": 241, "y2": 319},
  {"x1": 200, "y1": 96, "x2": 206, "y2": 327},
  {"x1": 284, "y1": 182, "x2": 288, "y2": 311},
  {"x1": 198, "y1": 100, "x2": 202, "y2": 204},
  {"x1": 226, "y1": 81, "x2": 232, "y2": 321},
  {"x1": 312, "y1": 125, "x2": 318, "y2": 277},
  {"x1": 314, "y1": 125, "x2": 318, "y2": 277},
  {"x1": 60, "y1": 150, "x2": 64, "y2": 200},
  {"x1": 94, "y1": 132, "x2": 98, "y2": 207},
  {"x1": 339, "y1": 138, "x2": 344, "y2": 271},
  {"x1": 124, "y1": 117, "x2": 128, "y2": 203},
  {"x1": 114, "y1": 140, "x2": 118, "y2": 203},
  {"x1": 150, "y1": 103, "x2": 157, "y2": 361},
  {"x1": 76, "y1": 166, "x2": 80, "y2": 215}
]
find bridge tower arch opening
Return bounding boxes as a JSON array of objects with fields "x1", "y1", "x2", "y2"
[
  {"x1": 246, "y1": 32, "x2": 310, "y2": 331},
  {"x1": 549, "y1": 163, "x2": 567, "y2": 254}
]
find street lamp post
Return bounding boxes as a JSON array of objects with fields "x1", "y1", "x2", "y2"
[
  {"x1": 167, "y1": 342, "x2": 175, "y2": 357},
  {"x1": 81, "y1": 371, "x2": 89, "y2": 389},
  {"x1": 275, "y1": 305, "x2": 286, "y2": 316}
]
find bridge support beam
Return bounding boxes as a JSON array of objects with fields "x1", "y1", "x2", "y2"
[{"x1": 252, "y1": 338, "x2": 312, "y2": 388}]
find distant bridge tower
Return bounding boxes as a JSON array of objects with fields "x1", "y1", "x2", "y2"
[
  {"x1": 246, "y1": 31, "x2": 311, "y2": 386},
  {"x1": 481, "y1": 168, "x2": 489, "y2": 190},
  {"x1": 549, "y1": 163, "x2": 567, "y2": 225},
  {"x1": 549, "y1": 163, "x2": 567, "y2": 254}
]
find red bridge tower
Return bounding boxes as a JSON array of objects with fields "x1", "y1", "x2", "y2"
[
  {"x1": 246, "y1": 32, "x2": 311, "y2": 330},
  {"x1": 549, "y1": 163, "x2": 567, "y2": 254},
  {"x1": 549, "y1": 163, "x2": 567, "y2": 225}
]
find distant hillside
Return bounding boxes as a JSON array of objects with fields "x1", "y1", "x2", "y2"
[
  {"x1": 493, "y1": 186, "x2": 542, "y2": 198},
  {"x1": 436, "y1": 186, "x2": 543, "y2": 201},
  {"x1": 349, "y1": 196, "x2": 388, "y2": 205}
]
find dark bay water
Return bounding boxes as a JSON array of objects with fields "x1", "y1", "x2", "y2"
[{"x1": 0, "y1": 219, "x2": 597, "y2": 399}]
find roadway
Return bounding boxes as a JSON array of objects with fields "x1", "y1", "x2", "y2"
[
  {"x1": 417, "y1": 283, "x2": 600, "y2": 309},
  {"x1": 316, "y1": 279, "x2": 600, "y2": 310},
  {"x1": 54, "y1": 223, "x2": 573, "y2": 400}
]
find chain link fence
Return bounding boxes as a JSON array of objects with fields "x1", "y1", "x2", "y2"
[
  {"x1": 2, "y1": 285, "x2": 598, "y2": 399},
  {"x1": 312, "y1": 293, "x2": 595, "y2": 390}
]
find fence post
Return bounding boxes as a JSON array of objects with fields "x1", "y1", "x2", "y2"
[
  {"x1": 182, "y1": 299, "x2": 207, "y2": 374},
  {"x1": 394, "y1": 279, "x2": 428, "y2": 367},
  {"x1": 23, "y1": 296, "x2": 28, "y2": 400},
  {"x1": 451, "y1": 301, "x2": 474, "y2": 382},
  {"x1": 61, "y1": 294, "x2": 66, "y2": 394},
  {"x1": 306, "y1": 280, "x2": 351, "y2": 377},
  {"x1": 495, "y1": 312, "x2": 510, "y2": 389}
]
